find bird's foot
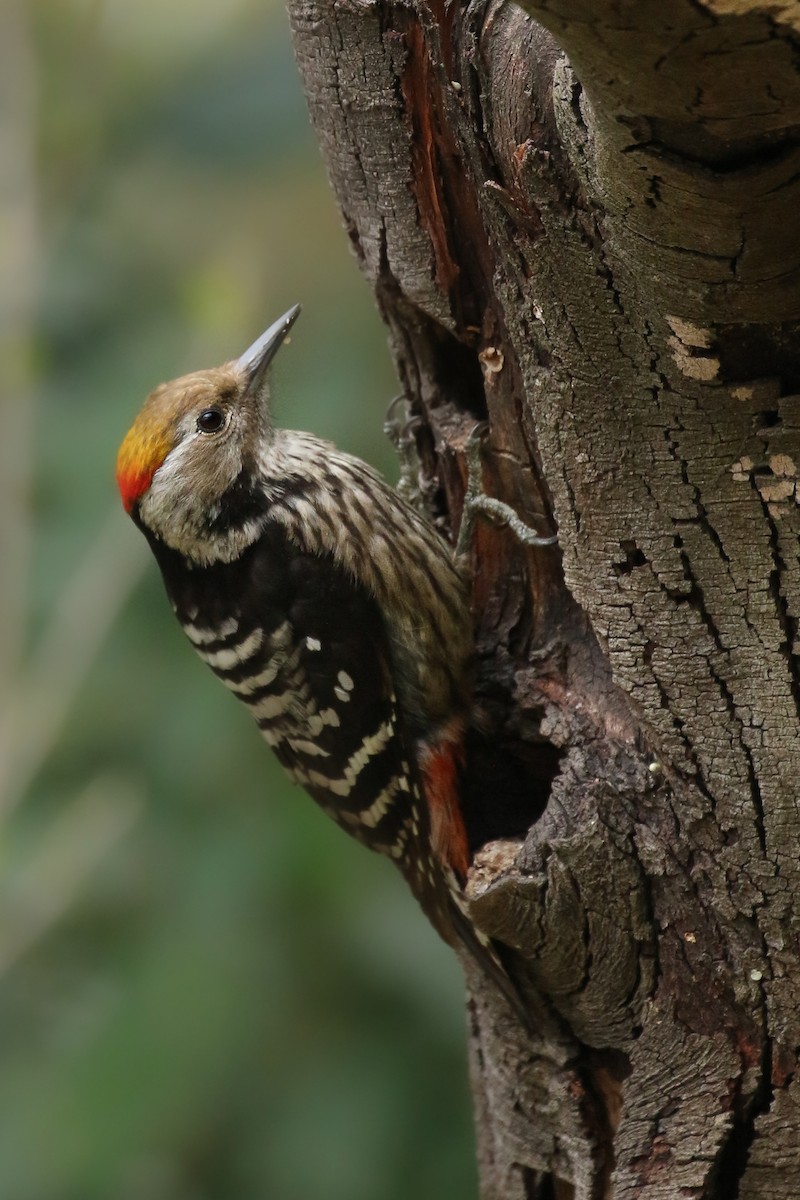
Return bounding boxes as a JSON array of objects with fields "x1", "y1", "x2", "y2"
[{"x1": 455, "y1": 422, "x2": 558, "y2": 563}]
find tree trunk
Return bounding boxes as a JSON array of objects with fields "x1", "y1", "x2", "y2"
[{"x1": 288, "y1": 1, "x2": 800, "y2": 1195}]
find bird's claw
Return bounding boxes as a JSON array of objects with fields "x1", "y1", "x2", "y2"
[{"x1": 455, "y1": 423, "x2": 558, "y2": 562}]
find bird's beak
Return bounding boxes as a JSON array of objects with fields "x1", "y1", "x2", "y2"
[{"x1": 237, "y1": 304, "x2": 301, "y2": 396}]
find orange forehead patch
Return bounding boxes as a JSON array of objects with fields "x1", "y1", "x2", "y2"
[
  {"x1": 116, "y1": 407, "x2": 175, "y2": 513},
  {"x1": 115, "y1": 367, "x2": 241, "y2": 512}
]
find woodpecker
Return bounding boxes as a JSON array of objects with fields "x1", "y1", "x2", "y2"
[{"x1": 116, "y1": 306, "x2": 520, "y2": 1008}]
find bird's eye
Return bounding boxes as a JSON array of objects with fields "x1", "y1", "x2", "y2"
[{"x1": 197, "y1": 407, "x2": 226, "y2": 434}]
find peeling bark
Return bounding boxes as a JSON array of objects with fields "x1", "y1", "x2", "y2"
[{"x1": 288, "y1": 0, "x2": 800, "y2": 1194}]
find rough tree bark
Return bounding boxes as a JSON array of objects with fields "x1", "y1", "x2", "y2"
[{"x1": 288, "y1": 1, "x2": 800, "y2": 1195}]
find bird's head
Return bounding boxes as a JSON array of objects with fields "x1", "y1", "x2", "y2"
[{"x1": 116, "y1": 305, "x2": 300, "y2": 561}]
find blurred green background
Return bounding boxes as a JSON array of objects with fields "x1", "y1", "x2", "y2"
[{"x1": 1, "y1": 1, "x2": 476, "y2": 1196}]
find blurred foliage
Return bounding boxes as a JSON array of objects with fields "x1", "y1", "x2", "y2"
[{"x1": 0, "y1": 1, "x2": 477, "y2": 1196}]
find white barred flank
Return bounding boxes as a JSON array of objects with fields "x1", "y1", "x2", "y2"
[
  {"x1": 341, "y1": 719, "x2": 394, "y2": 786},
  {"x1": 182, "y1": 616, "x2": 239, "y2": 645},
  {"x1": 338, "y1": 772, "x2": 411, "y2": 830},
  {"x1": 271, "y1": 716, "x2": 399, "y2": 802},
  {"x1": 285, "y1": 736, "x2": 330, "y2": 758},
  {"x1": 287, "y1": 720, "x2": 398, "y2": 796},
  {"x1": 174, "y1": 547, "x2": 437, "y2": 878},
  {"x1": 195, "y1": 628, "x2": 263, "y2": 671},
  {"x1": 224, "y1": 624, "x2": 299, "y2": 696},
  {"x1": 250, "y1": 691, "x2": 290, "y2": 720},
  {"x1": 229, "y1": 660, "x2": 283, "y2": 695},
  {"x1": 291, "y1": 765, "x2": 362, "y2": 798}
]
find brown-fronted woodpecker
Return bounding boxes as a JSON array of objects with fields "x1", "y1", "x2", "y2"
[{"x1": 116, "y1": 306, "x2": 523, "y2": 1012}]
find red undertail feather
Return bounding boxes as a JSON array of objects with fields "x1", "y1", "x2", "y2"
[{"x1": 418, "y1": 731, "x2": 469, "y2": 878}]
